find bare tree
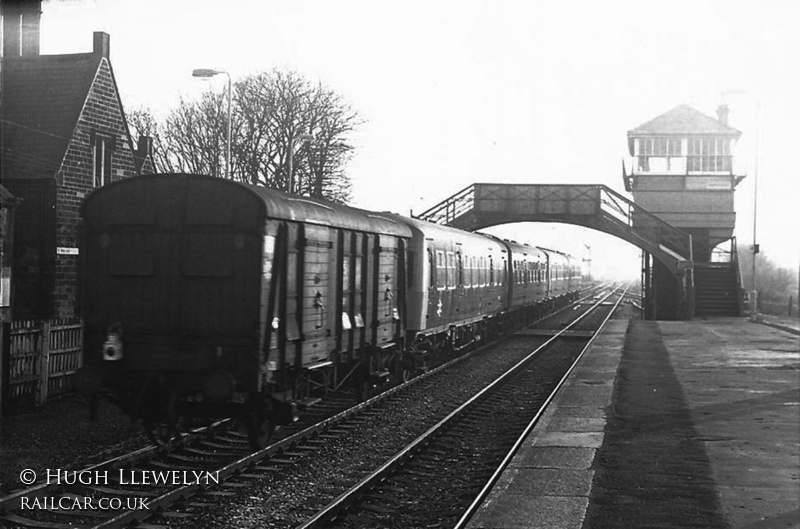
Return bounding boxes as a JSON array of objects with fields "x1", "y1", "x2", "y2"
[
  {"x1": 301, "y1": 84, "x2": 358, "y2": 202},
  {"x1": 128, "y1": 107, "x2": 168, "y2": 172},
  {"x1": 130, "y1": 69, "x2": 362, "y2": 203}
]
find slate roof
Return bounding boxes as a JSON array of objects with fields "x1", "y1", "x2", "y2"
[
  {"x1": 628, "y1": 104, "x2": 742, "y2": 137},
  {"x1": 1, "y1": 53, "x2": 101, "y2": 177}
]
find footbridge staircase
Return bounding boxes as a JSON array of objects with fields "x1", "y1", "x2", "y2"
[{"x1": 414, "y1": 183, "x2": 696, "y2": 319}]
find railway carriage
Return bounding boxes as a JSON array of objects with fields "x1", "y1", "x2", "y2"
[
  {"x1": 539, "y1": 247, "x2": 582, "y2": 300},
  {"x1": 397, "y1": 217, "x2": 509, "y2": 354},
  {"x1": 78, "y1": 173, "x2": 583, "y2": 449},
  {"x1": 79, "y1": 174, "x2": 411, "y2": 447},
  {"x1": 504, "y1": 241, "x2": 549, "y2": 311}
]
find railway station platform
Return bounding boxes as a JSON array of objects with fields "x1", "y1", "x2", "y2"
[{"x1": 466, "y1": 317, "x2": 800, "y2": 529}]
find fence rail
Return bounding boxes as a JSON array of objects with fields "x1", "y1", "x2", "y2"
[{"x1": 3, "y1": 317, "x2": 83, "y2": 407}]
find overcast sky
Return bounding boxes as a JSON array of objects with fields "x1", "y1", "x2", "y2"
[{"x1": 37, "y1": 0, "x2": 800, "y2": 278}]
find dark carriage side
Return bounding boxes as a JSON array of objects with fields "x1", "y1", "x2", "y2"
[{"x1": 78, "y1": 173, "x2": 411, "y2": 447}]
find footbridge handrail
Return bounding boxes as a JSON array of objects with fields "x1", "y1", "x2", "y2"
[
  {"x1": 598, "y1": 185, "x2": 691, "y2": 259},
  {"x1": 415, "y1": 184, "x2": 476, "y2": 225},
  {"x1": 414, "y1": 183, "x2": 692, "y2": 263}
]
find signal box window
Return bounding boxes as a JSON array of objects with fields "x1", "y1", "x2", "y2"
[
  {"x1": 688, "y1": 137, "x2": 731, "y2": 172},
  {"x1": 92, "y1": 132, "x2": 116, "y2": 187}
]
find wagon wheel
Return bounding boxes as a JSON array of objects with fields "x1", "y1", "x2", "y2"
[
  {"x1": 246, "y1": 407, "x2": 274, "y2": 450},
  {"x1": 144, "y1": 421, "x2": 174, "y2": 446},
  {"x1": 142, "y1": 390, "x2": 183, "y2": 446},
  {"x1": 143, "y1": 415, "x2": 184, "y2": 446},
  {"x1": 358, "y1": 380, "x2": 372, "y2": 402}
]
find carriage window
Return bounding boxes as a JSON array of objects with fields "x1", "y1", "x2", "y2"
[
  {"x1": 472, "y1": 256, "x2": 478, "y2": 286},
  {"x1": 457, "y1": 252, "x2": 464, "y2": 287},
  {"x1": 436, "y1": 250, "x2": 446, "y2": 288},
  {"x1": 446, "y1": 251, "x2": 456, "y2": 289},
  {"x1": 489, "y1": 256, "x2": 494, "y2": 286},
  {"x1": 428, "y1": 249, "x2": 435, "y2": 288}
]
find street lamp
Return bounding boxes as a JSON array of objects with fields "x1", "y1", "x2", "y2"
[
  {"x1": 288, "y1": 133, "x2": 314, "y2": 194},
  {"x1": 720, "y1": 88, "x2": 760, "y2": 320},
  {"x1": 192, "y1": 68, "x2": 232, "y2": 179}
]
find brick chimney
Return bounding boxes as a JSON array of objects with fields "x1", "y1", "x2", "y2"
[
  {"x1": 137, "y1": 135, "x2": 154, "y2": 160},
  {"x1": 93, "y1": 31, "x2": 110, "y2": 59},
  {"x1": 716, "y1": 104, "x2": 730, "y2": 125},
  {"x1": 2, "y1": 0, "x2": 42, "y2": 57}
]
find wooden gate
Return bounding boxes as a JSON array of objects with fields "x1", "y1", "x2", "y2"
[{"x1": 3, "y1": 318, "x2": 83, "y2": 406}]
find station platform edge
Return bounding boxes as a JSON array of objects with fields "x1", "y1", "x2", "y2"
[{"x1": 466, "y1": 317, "x2": 800, "y2": 529}]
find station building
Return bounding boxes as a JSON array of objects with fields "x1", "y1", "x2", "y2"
[{"x1": 0, "y1": 0, "x2": 154, "y2": 320}]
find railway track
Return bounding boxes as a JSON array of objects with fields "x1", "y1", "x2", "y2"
[
  {"x1": 299, "y1": 285, "x2": 627, "y2": 529},
  {"x1": 0, "y1": 285, "x2": 612, "y2": 529}
]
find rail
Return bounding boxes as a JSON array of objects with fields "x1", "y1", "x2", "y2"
[
  {"x1": 454, "y1": 285, "x2": 629, "y2": 528},
  {"x1": 296, "y1": 287, "x2": 626, "y2": 529}
]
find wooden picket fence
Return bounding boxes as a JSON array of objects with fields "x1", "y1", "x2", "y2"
[{"x1": 4, "y1": 317, "x2": 83, "y2": 406}]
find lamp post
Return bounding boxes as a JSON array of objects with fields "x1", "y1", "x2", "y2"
[
  {"x1": 750, "y1": 100, "x2": 761, "y2": 320},
  {"x1": 288, "y1": 133, "x2": 314, "y2": 194},
  {"x1": 192, "y1": 68, "x2": 232, "y2": 179},
  {"x1": 720, "y1": 89, "x2": 760, "y2": 320}
]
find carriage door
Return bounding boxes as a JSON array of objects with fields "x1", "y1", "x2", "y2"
[
  {"x1": 284, "y1": 222, "x2": 303, "y2": 370},
  {"x1": 373, "y1": 235, "x2": 402, "y2": 346},
  {"x1": 337, "y1": 230, "x2": 356, "y2": 361},
  {"x1": 300, "y1": 225, "x2": 336, "y2": 366}
]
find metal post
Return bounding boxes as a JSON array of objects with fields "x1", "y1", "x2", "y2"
[
  {"x1": 750, "y1": 101, "x2": 760, "y2": 322},
  {"x1": 288, "y1": 135, "x2": 295, "y2": 194},
  {"x1": 38, "y1": 321, "x2": 50, "y2": 406},
  {"x1": 225, "y1": 73, "x2": 231, "y2": 180},
  {"x1": 192, "y1": 69, "x2": 232, "y2": 179}
]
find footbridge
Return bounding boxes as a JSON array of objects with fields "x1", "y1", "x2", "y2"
[{"x1": 414, "y1": 184, "x2": 695, "y2": 318}]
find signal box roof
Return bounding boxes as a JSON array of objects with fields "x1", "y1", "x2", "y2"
[{"x1": 628, "y1": 104, "x2": 741, "y2": 137}]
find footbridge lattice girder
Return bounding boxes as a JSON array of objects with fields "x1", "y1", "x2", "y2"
[
  {"x1": 414, "y1": 183, "x2": 693, "y2": 275},
  {"x1": 415, "y1": 183, "x2": 696, "y2": 320}
]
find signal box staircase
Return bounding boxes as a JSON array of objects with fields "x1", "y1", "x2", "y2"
[{"x1": 693, "y1": 241, "x2": 745, "y2": 317}]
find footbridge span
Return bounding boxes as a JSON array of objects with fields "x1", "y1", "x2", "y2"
[{"x1": 414, "y1": 183, "x2": 695, "y2": 319}]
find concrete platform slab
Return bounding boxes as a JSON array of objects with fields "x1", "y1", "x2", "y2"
[{"x1": 466, "y1": 317, "x2": 799, "y2": 529}]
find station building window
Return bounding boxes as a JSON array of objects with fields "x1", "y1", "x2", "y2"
[{"x1": 92, "y1": 132, "x2": 115, "y2": 187}]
